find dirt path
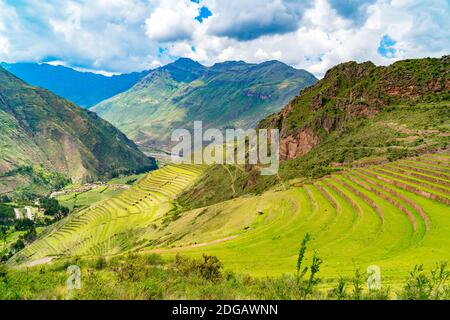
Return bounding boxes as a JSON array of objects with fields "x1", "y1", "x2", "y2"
[
  {"x1": 15, "y1": 236, "x2": 239, "y2": 268},
  {"x1": 146, "y1": 235, "x2": 239, "y2": 254},
  {"x1": 17, "y1": 257, "x2": 54, "y2": 269}
]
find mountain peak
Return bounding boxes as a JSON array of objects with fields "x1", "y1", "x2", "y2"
[
  {"x1": 160, "y1": 58, "x2": 207, "y2": 83},
  {"x1": 171, "y1": 57, "x2": 204, "y2": 69},
  {"x1": 95, "y1": 56, "x2": 318, "y2": 150},
  {"x1": 211, "y1": 60, "x2": 252, "y2": 68},
  {"x1": 258, "y1": 55, "x2": 449, "y2": 160},
  {"x1": 259, "y1": 60, "x2": 287, "y2": 66},
  {"x1": 323, "y1": 60, "x2": 376, "y2": 80}
]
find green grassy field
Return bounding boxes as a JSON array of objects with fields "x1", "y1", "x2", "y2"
[
  {"x1": 141, "y1": 153, "x2": 450, "y2": 286},
  {"x1": 9, "y1": 164, "x2": 206, "y2": 265},
  {"x1": 56, "y1": 173, "x2": 148, "y2": 211},
  {"x1": 10, "y1": 153, "x2": 450, "y2": 287},
  {"x1": 56, "y1": 186, "x2": 126, "y2": 211}
]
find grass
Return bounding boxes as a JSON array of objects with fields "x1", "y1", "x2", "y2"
[
  {"x1": 140, "y1": 153, "x2": 450, "y2": 286},
  {"x1": 107, "y1": 173, "x2": 147, "y2": 185},
  {"x1": 1, "y1": 252, "x2": 449, "y2": 300},
  {"x1": 56, "y1": 186, "x2": 125, "y2": 211},
  {"x1": 178, "y1": 101, "x2": 450, "y2": 210},
  {"x1": 9, "y1": 164, "x2": 207, "y2": 265},
  {"x1": 9, "y1": 153, "x2": 450, "y2": 288},
  {"x1": 55, "y1": 173, "x2": 148, "y2": 211}
]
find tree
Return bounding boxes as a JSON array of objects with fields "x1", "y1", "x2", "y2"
[
  {"x1": 11, "y1": 239, "x2": 25, "y2": 252},
  {"x1": 14, "y1": 219, "x2": 34, "y2": 231},
  {"x1": 40, "y1": 197, "x2": 60, "y2": 216},
  {"x1": 0, "y1": 226, "x2": 9, "y2": 251},
  {"x1": 0, "y1": 195, "x2": 11, "y2": 203},
  {"x1": 296, "y1": 233, "x2": 311, "y2": 284},
  {"x1": 23, "y1": 227, "x2": 37, "y2": 243},
  {"x1": 40, "y1": 197, "x2": 70, "y2": 220}
]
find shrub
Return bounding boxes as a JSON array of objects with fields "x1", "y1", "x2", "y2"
[
  {"x1": 328, "y1": 276, "x2": 347, "y2": 300},
  {"x1": 142, "y1": 279, "x2": 164, "y2": 300},
  {"x1": 95, "y1": 256, "x2": 107, "y2": 270},
  {"x1": 198, "y1": 255, "x2": 223, "y2": 282},
  {"x1": 0, "y1": 263, "x2": 7, "y2": 280},
  {"x1": 296, "y1": 233, "x2": 311, "y2": 283},
  {"x1": 115, "y1": 254, "x2": 146, "y2": 282},
  {"x1": 399, "y1": 262, "x2": 450, "y2": 300},
  {"x1": 303, "y1": 253, "x2": 322, "y2": 297},
  {"x1": 365, "y1": 287, "x2": 391, "y2": 300},
  {"x1": 351, "y1": 268, "x2": 365, "y2": 300},
  {"x1": 172, "y1": 254, "x2": 223, "y2": 282},
  {"x1": 145, "y1": 254, "x2": 164, "y2": 266},
  {"x1": 294, "y1": 233, "x2": 323, "y2": 298}
]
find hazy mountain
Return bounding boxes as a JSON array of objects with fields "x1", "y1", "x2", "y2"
[
  {"x1": 0, "y1": 62, "x2": 148, "y2": 108},
  {"x1": 92, "y1": 58, "x2": 317, "y2": 151},
  {"x1": 0, "y1": 66, "x2": 155, "y2": 194}
]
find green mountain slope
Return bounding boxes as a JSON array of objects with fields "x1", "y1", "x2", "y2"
[
  {"x1": 11, "y1": 152, "x2": 450, "y2": 285},
  {"x1": 142, "y1": 152, "x2": 450, "y2": 280},
  {"x1": 260, "y1": 55, "x2": 449, "y2": 160},
  {"x1": 0, "y1": 66, "x2": 155, "y2": 194},
  {"x1": 1, "y1": 62, "x2": 147, "y2": 108},
  {"x1": 10, "y1": 164, "x2": 206, "y2": 265},
  {"x1": 92, "y1": 58, "x2": 317, "y2": 150},
  {"x1": 8, "y1": 57, "x2": 449, "y2": 285},
  {"x1": 177, "y1": 56, "x2": 450, "y2": 210}
]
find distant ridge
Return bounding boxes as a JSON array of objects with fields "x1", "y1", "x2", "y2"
[
  {"x1": 0, "y1": 66, "x2": 155, "y2": 194},
  {"x1": 1, "y1": 62, "x2": 149, "y2": 108},
  {"x1": 92, "y1": 58, "x2": 318, "y2": 150}
]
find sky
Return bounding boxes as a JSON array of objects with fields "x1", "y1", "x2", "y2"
[{"x1": 0, "y1": 0, "x2": 449, "y2": 78}]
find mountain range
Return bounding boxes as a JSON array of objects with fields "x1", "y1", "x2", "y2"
[
  {"x1": 9, "y1": 56, "x2": 450, "y2": 286},
  {"x1": 92, "y1": 58, "x2": 317, "y2": 151},
  {"x1": 0, "y1": 66, "x2": 155, "y2": 195},
  {"x1": 179, "y1": 56, "x2": 450, "y2": 208},
  {"x1": 0, "y1": 62, "x2": 148, "y2": 108},
  {"x1": 260, "y1": 55, "x2": 450, "y2": 160}
]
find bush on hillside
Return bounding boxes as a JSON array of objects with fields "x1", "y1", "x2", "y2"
[
  {"x1": 172, "y1": 254, "x2": 223, "y2": 282},
  {"x1": 399, "y1": 262, "x2": 450, "y2": 300}
]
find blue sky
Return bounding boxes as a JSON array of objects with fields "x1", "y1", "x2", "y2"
[
  {"x1": 0, "y1": 0, "x2": 449, "y2": 77},
  {"x1": 378, "y1": 35, "x2": 397, "y2": 58}
]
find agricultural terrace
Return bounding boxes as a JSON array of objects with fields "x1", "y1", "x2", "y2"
[
  {"x1": 143, "y1": 153, "x2": 450, "y2": 285},
  {"x1": 10, "y1": 164, "x2": 206, "y2": 265},
  {"x1": 9, "y1": 153, "x2": 450, "y2": 287}
]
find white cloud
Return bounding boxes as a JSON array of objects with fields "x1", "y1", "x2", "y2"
[
  {"x1": 154, "y1": 0, "x2": 449, "y2": 77},
  {"x1": 0, "y1": 36, "x2": 9, "y2": 56},
  {"x1": 205, "y1": 0, "x2": 311, "y2": 40},
  {"x1": 0, "y1": 0, "x2": 157, "y2": 73},
  {"x1": 0, "y1": 1, "x2": 18, "y2": 60},
  {"x1": 145, "y1": 0, "x2": 199, "y2": 42},
  {"x1": 0, "y1": 0, "x2": 448, "y2": 77}
]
